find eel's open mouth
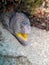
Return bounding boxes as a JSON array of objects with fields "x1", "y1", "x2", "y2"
[{"x1": 15, "y1": 33, "x2": 28, "y2": 41}]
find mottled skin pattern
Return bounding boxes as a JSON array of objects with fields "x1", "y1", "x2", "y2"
[{"x1": 3, "y1": 12, "x2": 31, "y2": 46}]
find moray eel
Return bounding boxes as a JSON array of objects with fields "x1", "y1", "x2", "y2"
[{"x1": 3, "y1": 11, "x2": 31, "y2": 46}]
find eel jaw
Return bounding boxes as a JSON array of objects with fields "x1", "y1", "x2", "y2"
[{"x1": 16, "y1": 33, "x2": 28, "y2": 41}]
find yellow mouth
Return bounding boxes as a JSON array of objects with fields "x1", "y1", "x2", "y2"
[{"x1": 16, "y1": 33, "x2": 28, "y2": 41}]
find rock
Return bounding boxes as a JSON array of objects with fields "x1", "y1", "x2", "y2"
[
  {"x1": 0, "y1": 21, "x2": 49, "y2": 65},
  {"x1": 0, "y1": 22, "x2": 32, "y2": 65},
  {"x1": 0, "y1": 55, "x2": 32, "y2": 65}
]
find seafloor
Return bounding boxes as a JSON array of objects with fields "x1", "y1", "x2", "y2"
[{"x1": 0, "y1": 22, "x2": 49, "y2": 65}]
